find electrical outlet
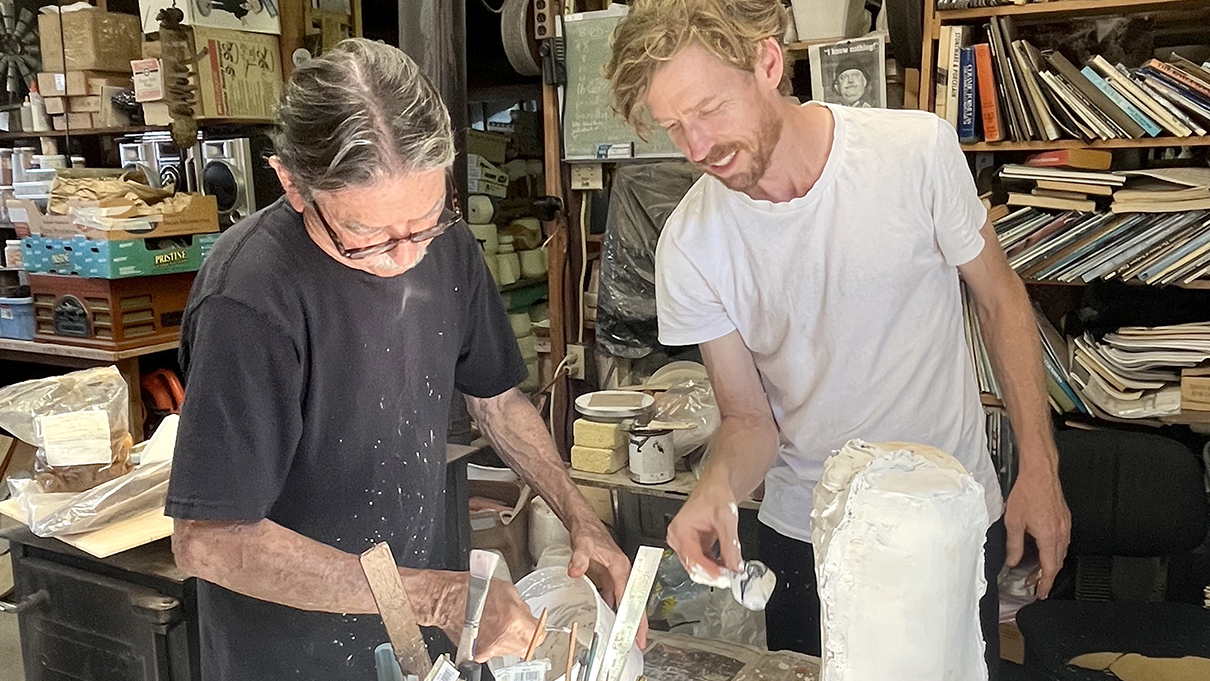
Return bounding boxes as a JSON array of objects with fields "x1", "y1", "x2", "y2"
[
  {"x1": 570, "y1": 164, "x2": 604, "y2": 191},
  {"x1": 566, "y1": 344, "x2": 587, "y2": 380}
]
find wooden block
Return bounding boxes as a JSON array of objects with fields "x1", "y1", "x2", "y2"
[
  {"x1": 142, "y1": 102, "x2": 172, "y2": 126},
  {"x1": 51, "y1": 114, "x2": 68, "y2": 131},
  {"x1": 68, "y1": 95, "x2": 103, "y2": 113},
  {"x1": 44, "y1": 97, "x2": 66, "y2": 115},
  {"x1": 37, "y1": 72, "x2": 68, "y2": 97}
]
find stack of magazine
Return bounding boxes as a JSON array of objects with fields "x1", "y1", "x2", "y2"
[{"x1": 1070, "y1": 322, "x2": 1210, "y2": 419}]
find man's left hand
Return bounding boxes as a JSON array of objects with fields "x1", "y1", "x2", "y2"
[
  {"x1": 1004, "y1": 463, "x2": 1071, "y2": 600},
  {"x1": 567, "y1": 517, "x2": 649, "y2": 648}
]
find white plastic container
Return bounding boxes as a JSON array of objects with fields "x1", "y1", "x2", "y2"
[{"x1": 488, "y1": 567, "x2": 643, "y2": 681}]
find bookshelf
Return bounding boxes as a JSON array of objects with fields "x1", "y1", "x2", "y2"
[
  {"x1": 919, "y1": 0, "x2": 1210, "y2": 149},
  {"x1": 936, "y1": 0, "x2": 1207, "y2": 21},
  {"x1": 963, "y1": 136, "x2": 1210, "y2": 152},
  {"x1": 1022, "y1": 277, "x2": 1210, "y2": 290}
]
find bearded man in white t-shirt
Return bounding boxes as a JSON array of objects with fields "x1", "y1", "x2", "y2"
[{"x1": 605, "y1": 1, "x2": 1071, "y2": 677}]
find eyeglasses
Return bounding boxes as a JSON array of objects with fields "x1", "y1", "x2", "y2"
[{"x1": 310, "y1": 176, "x2": 463, "y2": 260}]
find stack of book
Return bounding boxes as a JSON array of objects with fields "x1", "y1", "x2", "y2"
[
  {"x1": 936, "y1": 16, "x2": 1210, "y2": 144},
  {"x1": 993, "y1": 161, "x2": 1210, "y2": 286},
  {"x1": 1069, "y1": 322, "x2": 1210, "y2": 419},
  {"x1": 938, "y1": 0, "x2": 1027, "y2": 9}
]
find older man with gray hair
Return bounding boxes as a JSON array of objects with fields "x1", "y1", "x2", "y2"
[{"x1": 166, "y1": 39, "x2": 635, "y2": 680}]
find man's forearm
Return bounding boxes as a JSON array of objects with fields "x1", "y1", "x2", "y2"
[
  {"x1": 975, "y1": 276, "x2": 1059, "y2": 474},
  {"x1": 465, "y1": 389, "x2": 600, "y2": 531},
  {"x1": 698, "y1": 414, "x2": 780, "y2": 501},
  {"x1": 172, "y1": 518, "x2": 464, "y2": 628}
]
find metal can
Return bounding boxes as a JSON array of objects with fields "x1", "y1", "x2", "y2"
[{"x1": 628, "y1": 428, "x2": 675, "y2": 485}]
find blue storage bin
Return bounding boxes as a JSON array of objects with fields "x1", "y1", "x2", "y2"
[{"x1": 0, "y1": 296, "x2": 35, "y2": 340}]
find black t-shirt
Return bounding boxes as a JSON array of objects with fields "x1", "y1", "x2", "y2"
[{"x1": 166, "y1": 197, "x2": 527, "y2": 681}]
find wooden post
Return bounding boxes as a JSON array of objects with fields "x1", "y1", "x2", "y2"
[
  {"x1": 918, "y1": 3, "x2": 939, "y2": 112},
  {"x1": 279, "y1": 0, "x2": 306, "y2": 81},
  {"x1": 543, "y1": 0, "x2": 570, "y2": 455}
]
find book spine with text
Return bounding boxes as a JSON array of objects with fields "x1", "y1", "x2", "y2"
[
  {"x1": 1081, "y1": 66, "x2": 1161, "y2": 136},
  {"x1": 974, "y1": 44, "x2": 1003, "y2": 142},
  {"x1": 959, "y1": 46, "x2": 979, "y2": 143}
]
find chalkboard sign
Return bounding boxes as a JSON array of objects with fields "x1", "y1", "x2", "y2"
[{"x1": 562, "y1": 8, "x2": 683, "y2": 161}]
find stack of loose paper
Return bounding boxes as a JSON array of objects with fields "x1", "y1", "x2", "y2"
[{"x1": 1068, "y1": 322, "x2": 1210, "y2": 418}]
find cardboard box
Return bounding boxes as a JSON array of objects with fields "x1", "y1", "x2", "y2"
[
  {"x1": 138, "y1": 0, "x2": 281, "y2": 35},
  {"x1": 39, "y1": 9, "x2": 141, "y2": 73},
  {"x1": 191, "y1": 26, "x2": 282, "y2": 121},
  {"x1": 1000, "y1": 622, "x2": 1024, "y2": 664},
  {"x1": 37, "y1": 71, "x2": 130, "y2": 98},
  {"x1": 468, "y1": 177, "x2": 507, "y2": 199},
  {"x1": 142, "y1": 102, "x2": 172, "y2": 126},
  {"x1": 35, "y1": 194, "x2": 220, "y2": 241},
  {"x1": 469, "y1": 479, "x2": 532, "y2": 578},
  {"x1": 467, "y1": 129, "x2": 509, "y2": 165},
  {"x1": 44, "y1": 97, "x2": 66, "y2": 115},
  {"x1": 50, "y1": 115, "x2": 66, "y2": 131},
  {"x1": 95, "y1": 87, "x2": 133, "y2": 128},
  {"x1": 22, "y1": 232, "x2": 219, "y2": 279},
  {"x1": 131, "y1": 58, "x2": 164, "y2": 102},
  {"x1": 66, "y1": 112, "x2": 94, "y2": 130},
  {"x1": 68, "y1": 96, "x2": 102, "y2": 114},
  {"x1": 1181, "y1": 369, "x2": 1210, "y2": 412}
]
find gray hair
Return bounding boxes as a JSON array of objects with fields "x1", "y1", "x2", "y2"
[{"x1": 271, "y1": 38, "x2": 455, "y2": 199}]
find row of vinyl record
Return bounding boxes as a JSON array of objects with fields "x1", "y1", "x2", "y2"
[
  {"x1": 962, "y1": 287, "x2": 1090, "y2": 416},
  {"x1": 936, "y1": 16, "x2": 1210, "y2": 144}
]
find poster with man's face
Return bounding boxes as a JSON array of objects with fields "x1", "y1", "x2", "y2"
[{"x1": 809, "y1": 35, "x2": 888, "y2": 109}]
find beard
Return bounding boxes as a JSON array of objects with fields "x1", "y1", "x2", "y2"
[
  {"x1": 699, "y1": 101, "x2": 784, "y2": 194},
  {"x1": 364, "y1": 243, "x2": 428, "y2": 277}
]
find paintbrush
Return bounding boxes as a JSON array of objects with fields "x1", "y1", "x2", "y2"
[
  {"x1": 455, "y1": 549, "x2": 500, "y2": 672},
  {"x1": 580, "y1": 632, "x2": 600, "y2": 681},
  {"x1": 524, "y1": 608, "x2": 548, "y2": 662}
]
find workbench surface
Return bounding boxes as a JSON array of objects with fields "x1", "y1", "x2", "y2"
[{"x1": 644, "y1": 632, "x2": 819, "y2": 681}]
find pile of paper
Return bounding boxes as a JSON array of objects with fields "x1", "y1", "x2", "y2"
[{"x1": 1068, "y1": 322, "x2": 1210, "y2": 418}]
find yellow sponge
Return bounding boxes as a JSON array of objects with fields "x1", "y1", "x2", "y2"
[
  {"x1": 573, "y1": 419, "x2": 625, "y2": 449},
  {"x1": 571, "y1": 444, "x2": 628, "y2": 474}
]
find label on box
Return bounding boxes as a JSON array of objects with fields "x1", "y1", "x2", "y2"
[
  {"x1": 131, "y1": 58, "x2": 163, "y2": 102},
  {"x1": 0, "y1": 307, "x2": 12, "y2": 320},
  {"x1": 54, "y1": 73, "x2": 66, "y2": 93},
  {"x1": 37, "y1": 411, "x2": 112, "y2": 467},
  {"x1": 9, "y1": 207, "x2": 27, "y2": 223}
]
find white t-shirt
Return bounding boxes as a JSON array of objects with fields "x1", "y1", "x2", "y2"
[{"x1": 656, "y1": 104, "x2": 1004, "y2": 542}]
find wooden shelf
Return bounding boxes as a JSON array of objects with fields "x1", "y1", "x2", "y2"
[
  {"x1": 0, "y1": 120, "x2": 274, "y2": 142},
  {"x1": 498, "y1": 276, "x2": 548, "y2": 293},
  {"x1": 0, "y1": 338, "x2": 179, "y2": 363},
  {"x1": 784, "y1": 37, "x2": 849, "y2": 59},
  {"x1": 981, "y1": 393, "x2": 1005, "y2": 408},
  {"x1": 963, "y1": 136, "x2": 1210, "y2": 152},
  {"x1": 937, "y1": 0, "x2": 1207, "y2": 22},
  {"x1": 1021, "y1": 277, "x2": 1210, "y2": 290}
]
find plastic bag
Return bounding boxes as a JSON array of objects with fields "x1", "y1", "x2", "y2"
[
  {"x1": 693, "y1": 587, "x2": 768, "y2": 649},
  {"x1": 0, "y1": 366, "x2": 134, "y2": 493},
  {"x1": 597, "y1": 163, "x2": 701, "y2": 359},
  {"x1": 651, "y1": 380, "x2": 720, "y2": 458},
  {"x1": 648, "y1": 549, "x2": 713, "y2": 627},
  {"x1": 7, "y1": 459, "x2": 170, "y2": 537}
]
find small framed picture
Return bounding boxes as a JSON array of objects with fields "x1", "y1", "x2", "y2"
[{"x1": 809, "y1": 35, "x2": 888, "y2": 109}]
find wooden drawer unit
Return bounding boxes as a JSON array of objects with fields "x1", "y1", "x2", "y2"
[{"x1": 29, "y1": 273, "x2": 196, "y2": 351}]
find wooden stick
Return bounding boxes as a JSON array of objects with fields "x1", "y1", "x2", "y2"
[
  {"x1": 524, "y1": 608, "x2": 548, "y2": 662},
  {"x1": 565, "y1": 622, "x2": 579, "y2": 681},
  {"x1": 359, "y1": 543, "x2": 431, "y2": 678}
]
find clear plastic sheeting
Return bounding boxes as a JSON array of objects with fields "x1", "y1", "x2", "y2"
[
  {"x1": 0, "y1": 366, "x2": 134, "y2": 493},
  {"x1": 651, "y1": 380, "x2": 720, "y2": 458},
  {"x1": 597, "y1": 162, "x2": 701, "y2": 359}
]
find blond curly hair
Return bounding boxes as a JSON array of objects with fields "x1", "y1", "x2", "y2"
[{"x1": 604, "y1": 0, "x2": 791, "y2": 137}]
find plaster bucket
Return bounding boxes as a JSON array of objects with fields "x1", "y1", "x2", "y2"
[{"x1": 488, "y1": 567, "x2": 643, "y2": 681}]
